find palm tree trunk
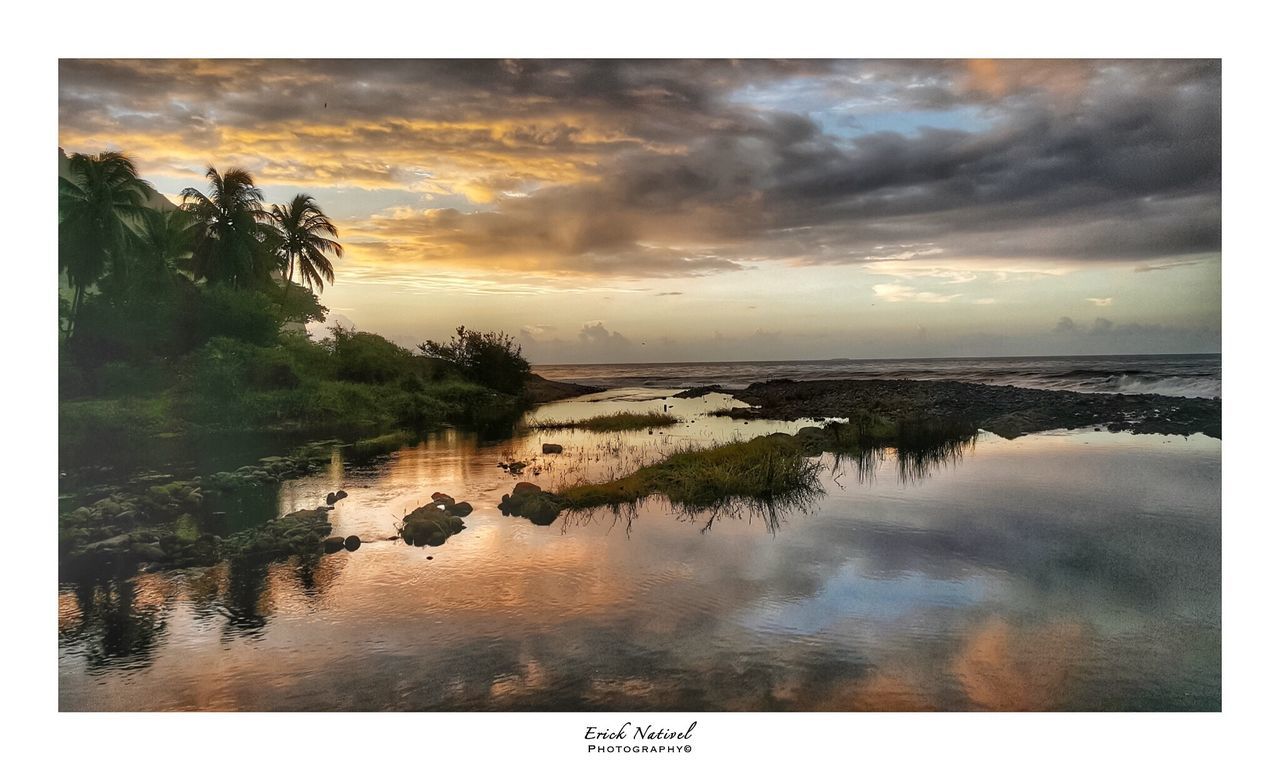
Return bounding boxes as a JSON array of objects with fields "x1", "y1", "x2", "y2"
[
  {"x1": 67, "y1": 283, "x2": 85, "y2": 340},
  {"x1": 282, "y1": 255, "x2": 295, "y2": 302}
]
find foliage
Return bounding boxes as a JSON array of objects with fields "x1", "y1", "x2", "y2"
[
  {"x1": 557, "y1": 433, "x2": 824, "y2": 510},
  {"x1": 58, "y1": 151, "x2": 155, "y2": 337},
  {"x1": 265, "y1": 194, "x2": 343, "y2": 295},
  {"x1": 328, "y1": 327, "x2": 420, "y2": 384},
  {"x1": 418, "y1": 325, "x2": 531, "y2": 394},
  {"x1": 181, "y1": 167, "x2": 273, "y2": 289}
]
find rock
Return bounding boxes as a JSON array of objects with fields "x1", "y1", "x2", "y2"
[
  {"x1": 446, "y1": 501, "x2": 473, "y2": 517},
  {"x1": 344, "y1": 535, "x2": 361, "y2": 551},
  {"x1": 497, "y1": 483, "x2": 566, "y2": 527},
  {"x1": 326, "y1": 492, "x2": 337, "y2": 506},
  {"x1": 542, "y1": 443, "x2": 564, "y2": 454},
  {"x1": 323, "y1": 535, "x2": 346, "y2": 553},
  {"x1": 335, "y1": 490, "x2": 349, "y2": 501},
  {"x1": 401, "y1": 504, "x2": 466, "y2": 547},
  {"x1": 132, "y1": 543, "x2": 168, "y2": 563},
  {"x1": 431, "y1": 492, "x2": 455, "y2": 505},
  {"x1": 672, "y1": 384, "x2": 723, "y2": 398},
  {"x1": 508, "y1": 461, "x2": 528, "y2": 474}
]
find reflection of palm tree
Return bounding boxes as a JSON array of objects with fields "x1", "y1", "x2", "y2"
[
  {"x1": 181, "y1": 167, "x2": 270, "y2": 288},
  {"x1": 64, "y1": 577, "x2": 167, "y2": 673},
  {"x1": 266, "y1": 194, "x2": 343, "y2": 298},
  {"x1": 58, "y1": 151, "x2": 154, "y2": 337}
]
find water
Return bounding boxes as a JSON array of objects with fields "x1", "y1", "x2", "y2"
[
  {"x1": 534, "y1": 353, "x2": 1222, "y2": 399},
  {"x1": 58, "y1": 388, "x2": 1220, "y2": 711}
]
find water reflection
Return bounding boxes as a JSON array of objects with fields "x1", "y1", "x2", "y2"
[
  {"x1": 59, "y1": 575, "x2": 168, "y2": 674},
  {"x1": 58, "y1": 389, "x2": 1220, "y2": 711}
]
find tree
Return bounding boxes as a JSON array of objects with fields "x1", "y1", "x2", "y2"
[
  {"x1": 181, "y1": 167, "x2": 271, "y2": 289},
  {"x1": 104, "y1": 207, "x2": 194, "y2": 298},
  {"x1": 419, "y1": 326, "x2": 531, "y2": 394},
  {"x1": 265, "y1": 193, "x2": 343, "y2": 298},
  {"x1": 58, "y1": 151, "x2": 154, "y2": 337}
]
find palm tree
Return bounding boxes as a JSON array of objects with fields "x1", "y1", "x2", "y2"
[
  {"x1": 58, "y1": 151, "x2": 155, "y2": 337},
  {"x1": 266, "y1": 193, "x2": 343, "y2": 297},
  {"x1": 181, "y1": 167, "x2": 270, "y2": 288},
  {"x1": 136, "y1": 208, "x2": 196, "y2": 279}
]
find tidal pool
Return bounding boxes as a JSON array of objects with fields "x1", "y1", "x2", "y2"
[{"x1": 58, "y1": 388, "x2": 1221, "y2": 710}]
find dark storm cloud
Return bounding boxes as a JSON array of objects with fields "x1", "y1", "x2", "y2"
[{"x1": 59, "y1": 59, "x2": 1220, "y2": 277}]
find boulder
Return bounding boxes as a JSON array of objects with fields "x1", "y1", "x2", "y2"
[
  {"x1": 497, "y1": 483, "x2": 566, "y2": 527},
  {"x1": 446, "y1": 501, "x2": 473, "y2": 517},
  {"x1": 344, "y1": 535, "x2": 361, "y2": 551},
  {"x1": 431, "y1": 492, "x2": 455, "y2": 505},
  {"x1": 323, "y1": 535, "x2": 346, "y2": 553},
  {"x1": 325, "y1": 492, "x2": 337, "y2": 506},
  {"x1": 335, "y1": 490, "x2": 349, "y2": 501},
  {"x1": 401, "y1": 504, "x2": 466, "y2": 547},
  {"x1": 132, "y1": 543, "x2": 168, "y2": 563},
  {"x1": 542, "y1": 443, "x2": 564, "y2": 454}
]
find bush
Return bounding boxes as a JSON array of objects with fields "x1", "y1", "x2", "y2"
[
  {"x1": 328, "y1": 327, "x2": 418, "y2": 384},
  {"x1": 418, "y1": 326, "x2": 530, "y2": 394}
]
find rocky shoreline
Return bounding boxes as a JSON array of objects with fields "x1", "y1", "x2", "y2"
[
  {"x1": 715, "y1": 378, "x2": 1221, "y2": 439},
  {"x1": 523, "y1": 373, "x2": 605, "y2": 403}
]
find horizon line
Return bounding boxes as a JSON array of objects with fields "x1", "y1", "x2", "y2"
[{"x1": 528, "y1": 351, "x2": 1222, "y2": 368}]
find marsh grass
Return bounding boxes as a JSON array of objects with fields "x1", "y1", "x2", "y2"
[
  {"x1": 529, "y1": 410, "x2": 679, "y2": 432},
  {"x1": 556, "y1": 433, "x2": 824, "y2": 511}
]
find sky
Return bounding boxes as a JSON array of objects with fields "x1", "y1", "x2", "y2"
[{"x1": 58, "y1": 59, "x2": 1221, "y2": 363}]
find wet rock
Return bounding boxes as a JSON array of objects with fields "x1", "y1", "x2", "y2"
[
  {"x1": 323, "y1": 535, "x2": 346, "y2": 553},
  {"x1": 344, "y1": 535, "x2": 361, "y2": 551},
  {"x1": 445, "y1": 501, "x2": 473, "y2": 517},
  {"x1": 431, "y1": 492, "x2": 455, "y2": 505},
  {"x1": 508, "y1": 461, "x2": 528, "y2": 474},
  {"x1": 672, "y1": 384, "x2": 723, "y2": 398},
  {"x1": 335, "y1": 490, "x2": 348, "y2": 501},
  {"x1": 497, "y1": 483, "x2": 567, "y2": 527},
  {"x1": 542, "y1": 443, "x2": 564, "y2": 454},
  {"x1": 401, "y1": 504, "x2": 466, "y2": 547},
  {"x1": 326, "y1": 492, "x2": 338, "y2": 506},
  {"x1": 132, "y1": 543, "x2": 168, "y2": 563}
]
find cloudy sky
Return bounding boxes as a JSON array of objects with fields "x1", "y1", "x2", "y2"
[{"x1": 59, "y1": 59, "x2": 1220, "y2": 363}]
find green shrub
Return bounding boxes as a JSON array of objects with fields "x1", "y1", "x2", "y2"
[
  {"x1": 418, "y1": 326, "x2": 530, "y2": 394},
  {"x1": 329, "y1": 327, "x2": 417, "y2": 384}
]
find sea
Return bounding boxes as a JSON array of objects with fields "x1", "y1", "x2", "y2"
[{"x1": 534, "y1": 353, "x2": 1221, "y2": 400}]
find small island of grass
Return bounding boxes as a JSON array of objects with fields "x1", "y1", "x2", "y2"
[{"x1": 529, "y1": 410, "x2": 680, "y2": 432}]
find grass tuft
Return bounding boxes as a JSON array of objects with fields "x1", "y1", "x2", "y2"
[{"x1": 530, "y1": 410, "x2": 679, "y2": 432}]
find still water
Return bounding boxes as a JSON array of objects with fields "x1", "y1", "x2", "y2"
[{"x1": 58, "y1": 389, "x2": 1221, "y2": 710}]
